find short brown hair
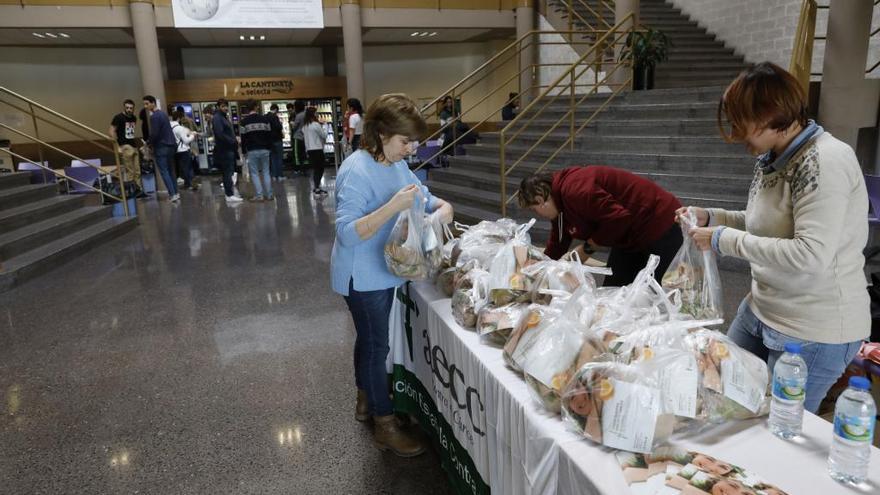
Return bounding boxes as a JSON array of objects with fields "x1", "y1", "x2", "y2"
[
  {"x1": 718, "y1": 62, "x2": 808, "y2": 142},
  {"x1": 517, "y1": 172, "x2": 554, "y2": 208},
  {"x1": 362, "y1": 94, "x2": 427, "y2": 162}
]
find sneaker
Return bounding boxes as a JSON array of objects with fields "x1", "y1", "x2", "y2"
[
  {"x1": 177, "y1": 178, "x2": 185, "y2": 186},
  {"x1": 170, "y1": 194, "x2": 180, "y2": 202},
  {"x1": 250, "y1": 196, "x2": 265, "y2": 202},
  {"x1": 225, "y1": 195, "x2": 244, "y2": 203}
]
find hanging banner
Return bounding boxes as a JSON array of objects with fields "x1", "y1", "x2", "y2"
[{"x1": 171, "y1": 0, "x2": 324, "y2": 29}]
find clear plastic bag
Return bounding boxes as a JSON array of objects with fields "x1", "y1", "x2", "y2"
[
  {"x1": 662, "y1": 208, "x2": 724, "y2": 319},
  {"x1": 384, "y1": 196, "x2": 430, "y2": 280},
  {"x1": 522, "y1": 251, "x2": 610, "y2": 305},
  {"x1": 488, "y1": 219, "x2": 548, "y2": 306},
  {"x1": 476, "y1": 302, "x2": 530, "y2": 347},
  {"x1": 606, "y1": 318, "x2": 724, "y2": 364},
  {"x1": 503, "y1": 303, "x2": 563, "y2": 373},
  {"x1": 422, "y1": 212, "x2": 444, "y2": 279},
  {"x1": 561, "y1": 360, "x2": 673, "y2": 453},
  {"x1": 451, "y1": 268, "x2": 490, "y2": 328}
]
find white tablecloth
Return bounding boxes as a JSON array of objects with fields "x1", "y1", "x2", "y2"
[{"x1": 399, "y1": 282, "x2": 880, "y2": 494}]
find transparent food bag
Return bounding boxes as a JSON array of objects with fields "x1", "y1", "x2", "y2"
[
  {"x1": 502, "y1": 303, "x2": 563, "y2": 373},
  {"x1": 476, "y1": 302, "x2": 530, "y2": 347},
  {"x1": 384, "y1": 196, "x2": 430, "y2": 280},
  {"x1": 662, "y1": 208, "x2": 724, "y2": 319},
  {"x1": 451, "y1": 268, "x2": 490, "y2": 328},
  {"x1": 488, "y1": 219, "x2": 548, "y2": 306}
]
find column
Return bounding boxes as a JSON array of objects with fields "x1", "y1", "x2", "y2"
[
  {"x1": 341, "y1": 0, "x2": 365, "y2": 102},
  {"x1": 129, "y1": 0, "x2": 166, "y2": 105},
  {"x1": 611, "y1": 0, "x2": 639, "y2": 89},
  {"x1": 516, "y1": 1, "x2": 535, "y2": 102},
  {"x1": 818, "y1": 0, "x2": 876, "y2": 151}
]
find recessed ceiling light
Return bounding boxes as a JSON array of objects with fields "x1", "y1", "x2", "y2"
[
  {"x1": 260, "y1": 35, "x2": 266, "y2": 41},
  {"x1": 239, "y1": 35, "x2": 245, "y2": 41},
  {"x1": 419, "y1": 32, "x2": 429, "y2": 37},
  {"x1": 32, "y1": 33, "x2": 45, "y2": 38},
  {"x1": 59, "y1": 32, "x2": 70, "y2": 38},
  {"x1": 249, "y1": 35, "x2": 255, "y2": 40},
  {"x1": 429, "y1": 32, "x2": 437, "y2": 37},
  {"x1": 410, "y1": 32, "x2": 419, "y2": 37},
  {"x1": 44, "y1": 32, "x2": 57, "y2": 38}
]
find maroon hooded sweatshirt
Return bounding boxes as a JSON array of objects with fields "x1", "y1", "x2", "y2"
[{"x1": 544, "y1": 166, "x2": 682, "y2": 259}]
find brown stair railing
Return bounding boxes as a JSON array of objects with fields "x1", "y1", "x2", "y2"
[
  {"x1": 0, "y1": 86, "x2": 131, "y2": 216},
  {"x1": 499, "y1": 13, "x2": 635, "y2": 216}
]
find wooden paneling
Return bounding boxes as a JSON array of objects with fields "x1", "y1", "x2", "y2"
[{"x1": 165, "y1": 76, "x2": 347, "y2": 103}]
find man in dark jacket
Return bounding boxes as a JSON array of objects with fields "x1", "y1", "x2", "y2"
[
  {"x1": 267, "y1": 103, "x2": 285, "y2": 181},
  {"x1": 518, "y1": 166, "x2": 683, "y2": 286},
  {"x1": 212, "y1": 98, "x2": 242, "y2": 203},
  {"x1": 239, "y1": 99, "x2": 274, "y2": 201},
  {"x1": 143, "y1": 95, "x2": 179, "y2": 202}
]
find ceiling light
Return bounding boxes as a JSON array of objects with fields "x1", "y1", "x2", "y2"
[
  {"x1": 44, "y1": 32, "x2": 57, "y2": 38},
  {"x1": 249, "y1": 35, "x2": 255, "y2": 40},
  {"x1": 419, "y1": 32, "x2": 429, "y2": 37},
  {"x1": 59, "y1": 32, "x2": 70, "y2": 38},
  {"x1": 239, "y1": 35, "x2": 245, "y2": 40},
  {"x1": 260, "y1": 35, "x2": 266, "y2": 41},
  {"x1": 32, "y1": 32, "x2": 45, "y2": 38},
  {"x1": 429, "y1": 32, "x2": 437, "y2": 37},
  {"x1": 410, "y1": 32, "x2": 419, "y2": 37}
]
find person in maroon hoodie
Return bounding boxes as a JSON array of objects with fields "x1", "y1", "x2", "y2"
[{"x1": 517, "y1": 166, "x2": 683, "y2": 286}]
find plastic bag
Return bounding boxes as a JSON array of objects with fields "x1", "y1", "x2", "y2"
[
  {"x1": 476, "y1": 303, "x2": 530, "y2": 347},
  {"x1": 662, "y1": 208, "x2": 724, "y2": 319},
  {"x1": 488, "y1": 219, "x2": 547, "y2": 306},
  {"x1": 561, "y1": 360, "x2": 674, "y2": 453},
  {"x1": 451, "y1": 268, "x2": 490, "y2": 328},
  {"x1": 384, "y1": 196, "x2": 430, "y2": 280},
  {"x1": 524, "y1": 251, "x2": 612, "y2": 305},
  {"x1": 436, "y1": 267, "x2": 457, "y2": 297},
  {"x1": 606, "y1": 318, "x2": 724, "y2": 364},
  {"x1": 422, "y1": 212, "x2": 445, "y2": 278},
  {"x1": 503, "y1": 303, "x2": 563, "y2": 373}
]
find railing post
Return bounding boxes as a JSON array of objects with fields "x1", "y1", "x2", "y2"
[
  {"x1": 113, "y1": 143, "x2": 129, "y2": 217},
  {"x1": 570, "y1": 67, "x2": 575, "y2": 151},
  {"x1": 500, "y1": 130, "x2": 507, "y2": 217},
  {"x1": 28, "y1": 103, "x2": 48, "y2": 183}
]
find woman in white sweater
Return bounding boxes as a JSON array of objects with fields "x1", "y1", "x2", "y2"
[
  {"x1": 303, "y1": 106, "x2": 328, "y2": 197},
  {"x1": 683, "y1": 62, "x2": 869, "y2": 413}
]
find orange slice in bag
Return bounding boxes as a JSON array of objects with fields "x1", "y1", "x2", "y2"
[
  {"x1": 712, "y1": 342, "x2": 730, "y2": 360},
  {"x1": 598, "y1": 379, "x2": 614, "y2": 401},
  {"x1": 639, "y1": 347, "x2": 654, "y2": 361},
  {"x1": 526, "y1": 312, "x2": 541, "y2": 328}
]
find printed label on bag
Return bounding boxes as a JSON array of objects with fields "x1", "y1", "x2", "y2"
[
  {"x1": 601, "y1": 379, "x2": 660, "y2": 453},
  {"x1": 833, "y1": 413, "x2": 876, "y2": 444},
  {"x1": 656, "y1": 352, "x2": 699, "y2": 419},
  {"x1": 721, "y1": 357, "x2": 765, "y2": 413}
]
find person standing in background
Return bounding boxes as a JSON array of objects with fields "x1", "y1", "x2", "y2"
[
  {"x1": 341, "y1": 106, "x2": 353, "y2": 156},
  {"x1": 346, "y1": 98, "x2": 364, "y2": 151},
  {"x1": 143, "y1": 95, "x2": 179, "y2": 202},
  {"x1": 267, "y1": 103, "x2": 285, "y2": 182},
  {"x1": 239, "y1": 99, "x2": 274, "y2": 202},
  {"x1": 213, "y1": 99, "x2": 243, "y2": 204},
  {"x1": 290, "y1": 100, "x2": 307, "y2": 176},
  {"x1": 171, "y1": 110, "x2": 198, "y2": 192},
  {"x1": 502, "y1": 92, "x2": 519, "y2": 121},
  {"x1": 303, "y1": 107, "x2": 328, "y2": 198},
  {"x1": 109, "y1": 99, "x2": 143, "y2": 191},
  {"x1": 176, "y1": 105, "x2": 201, "y2": 190}
]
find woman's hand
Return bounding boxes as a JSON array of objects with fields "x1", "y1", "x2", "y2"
[
  {"x1": 676, "y1": 206, "x2": 709, "y2": 227},
  {"x1": 390, "y1": 184, "x2": 419, "y2": 213},
  {"x1": 689, "y1": 226, "x2": 722, "y2": 251}
]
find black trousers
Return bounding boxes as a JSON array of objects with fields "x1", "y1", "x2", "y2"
[
  {"x1": 308, "y1": 149, "x2": 325, "y2": 190},
  {"x1": 214, "y1": 149, "x2": 236, "y2": 197},
  {"x1": 174, "y1": 151, "x2": 193, "y2": 188},
  {"x1": 602, "y1": 223, "x2": 684, "y2": 287}
]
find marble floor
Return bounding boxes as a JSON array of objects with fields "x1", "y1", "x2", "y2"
[{"x1": 0, "y1": 177, "x2": 452, "y2": 494}]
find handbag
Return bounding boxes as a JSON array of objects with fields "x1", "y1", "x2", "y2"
[{"x1": 94, "y1": 177, "x2": 141, "y2": 204}]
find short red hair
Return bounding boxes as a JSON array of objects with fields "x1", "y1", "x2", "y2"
[{"x1": 717, "y1": 62, "x2": 808, "y2": 142}]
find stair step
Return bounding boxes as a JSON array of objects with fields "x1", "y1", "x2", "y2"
[
  {"x1": 0, "y1": 183, "x2": 58, "y2": 211},
  {"x1": 0, "y1": 216, "x2": 137, "y2": 293},
  {"x1": 660, "y1": 61, "x2": 748, "y2": 71},
  {"x1": 0, "y1": 206, "x2": 111, "y2": 261},
  {"x1": 0, "y1": 172, "x2": 32, "y2": 191},
  {"x1": 0, "y1": 195, "x2": 86, "y2": 232},
  {"x1": 481, "y1": 133, "x2": 742, "y2": 154}
]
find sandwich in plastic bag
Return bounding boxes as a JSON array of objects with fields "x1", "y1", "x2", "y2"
[
  {"x1": 523, "y1": 251, "x2": 612, "y2": 305},
  {"x1": 451, "y1": 267, "x2": 490, "y2": 328},
  {"x1": 476, "y1": 302, "x2": 530, "y2": 347},
  {"x1": 662, "y1": 208, "x2": 724, "y2": 319},
  {"x1": 384, "y1": 195, "x2": 431, "y2": 280},
  {"x1": 503, "y1": 303, "x2": 564, "y2": 373},
  {"x1": 487, "y1": 219, "x2": 547, "y2": 306}
]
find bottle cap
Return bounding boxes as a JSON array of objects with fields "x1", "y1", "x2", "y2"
[
  {"x1": 849, "y1": 376, "x2": 871, "y2": 391},
  {"x1": 783, "y1": 342, "x2": 802, "y2": 354}
]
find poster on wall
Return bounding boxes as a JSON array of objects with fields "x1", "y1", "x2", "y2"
[{"x1": 171, "y1": 0, "x2": 324, "y2": 28}]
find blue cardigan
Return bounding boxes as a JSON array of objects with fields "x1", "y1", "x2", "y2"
[{"x1": 331, "y1": 150, "x2": 437, "y2": 296}]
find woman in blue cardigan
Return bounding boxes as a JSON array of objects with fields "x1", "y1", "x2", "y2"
[{"x1": 331, "y1": 94, "x2": 453, "y2": 457}]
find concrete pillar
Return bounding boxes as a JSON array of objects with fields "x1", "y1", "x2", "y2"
[
  {"x1": 818, "y1": 0, "x2": 876, "y2": 152},
  {"x1": 129, "y1": 1, "x2": 166, "y2": 105},
  {"x1": 516, "y1": 1, "x2": 535, "y2": 102},
  {"x1": 341, "y1": 0, "x2": 365, "y2": 103},
  {"x1": 612, "y1": 0, "x2": 639, "y2": 89}
]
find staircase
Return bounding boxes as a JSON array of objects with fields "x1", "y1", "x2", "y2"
[
  {"x1": 547, "y1": 0, "x2": 751, "y2": 88},
  {"x1": 0, "y1": 172, "x2": 137, "y2": 293}
]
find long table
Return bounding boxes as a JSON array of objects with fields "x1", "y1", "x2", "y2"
[{"x1": 387, "y1": 281, "x2": 880, "y2": 495}]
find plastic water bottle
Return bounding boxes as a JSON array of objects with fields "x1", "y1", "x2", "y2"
[
  {"x1": 768, "y1": 343, "x2": 808, "y2": 439},
  {"x1": 828, "y1": 376, "x2": 876, "y2": 484}
]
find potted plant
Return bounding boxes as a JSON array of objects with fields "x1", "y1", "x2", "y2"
[{"x1": 620, "y1": 28, "x2": 672, "y2": 90}]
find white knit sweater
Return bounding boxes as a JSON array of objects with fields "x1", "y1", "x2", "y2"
[{"x1": 710, "y1": 132, "x2": 870, "y2": 344}]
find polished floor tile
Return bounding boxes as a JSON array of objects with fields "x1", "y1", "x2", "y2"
[{"x1": 0, "y1": 177, "x2": 452, "y2": 494}]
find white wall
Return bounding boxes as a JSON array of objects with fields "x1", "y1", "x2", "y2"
[
  {"x1": 537, "y1": 15, "x2": 606, "y2": 96},
  {"x1": 181, "y1": 47, "x2": 325, "y2": 79},
  {"x1": 0, "y1": 47, "x2": 146, "y2": 144}
]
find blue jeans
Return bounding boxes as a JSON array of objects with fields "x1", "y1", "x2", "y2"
[
  {"x1": 343, "y1": 280, "x2": 395, "y2": 417},
  {"x1": 154, "y1": 144, "x2": 177, "y2": 196},
  {"x1": 246, "y1": 149, "x2": 273, "y2": 199},
  {"x1": 270, "y1": 142, "x2": 284, "y2": 179},
  {"x1": 726, "y1": 299, "x2": 862, "y2": 413}
]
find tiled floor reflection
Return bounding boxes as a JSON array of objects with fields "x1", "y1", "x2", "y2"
[{"x1": 0, "y1": 177, "x2": 452, "y2": 494}]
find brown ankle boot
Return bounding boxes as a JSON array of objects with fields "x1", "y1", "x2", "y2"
[
  {"x1": 355, "y1": 390, "x2": 369, "y2": 422},
  {"x1": 372, "y1": 415, "x2": 426, "y2": 458}
]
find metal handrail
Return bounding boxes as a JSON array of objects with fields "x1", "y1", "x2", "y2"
[
  {"x1": 0, "y1": 86, "x2": 130, "y2": 215},
  {"x1": 498, "y1": 13, "x2": 635, "y2": 215},
  {"x1": 789, "y1": 0, "x2": 818, "y2": 92}
]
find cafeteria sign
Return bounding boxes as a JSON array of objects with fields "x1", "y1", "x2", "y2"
[
  {"x1": 234, "y1": 80, "x2": 295, "y2": 97},
  {"x1": 172, "y1": 0, "x2": 324, "y2": 29}
]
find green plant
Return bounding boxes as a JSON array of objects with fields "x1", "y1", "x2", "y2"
[{"x1": 620, "y1": 28, "x2": 672, "y2": 68}]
